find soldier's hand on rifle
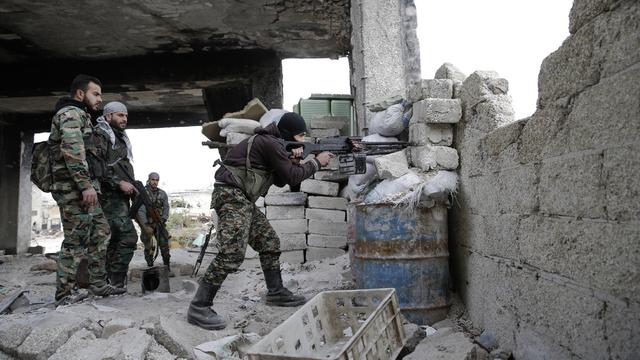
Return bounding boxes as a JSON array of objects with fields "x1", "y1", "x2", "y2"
[
  {"x1": 143, "y1": 224, "x2": 154, "y2": 237},
  {"x1": 315, "y1": 151, "x2": 335, "y2": 167},
  {"x1": 81, "y1": 187, "x2": 98, "y2": 208},
  {"x1": 290, "y1": 146, "x2": 304, "y2": 159},
  {"x1": 118, "y1": 180, "x2": 138, "y2": 195}
]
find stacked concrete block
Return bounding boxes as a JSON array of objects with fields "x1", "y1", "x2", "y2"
[
  {"x1": 263, "y1": 192, "x2": 308, "y2": 264},
  {"x1": 304, "y1": 194, "x2": 348, "y2": 262}
]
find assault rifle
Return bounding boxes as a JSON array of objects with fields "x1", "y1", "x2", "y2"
[
  {"x1": 284, "y1": 136, "x2": 408, "y2": 174},
  {"x1": 192, "y1": 223, "x2": 216, "y2": 277}
]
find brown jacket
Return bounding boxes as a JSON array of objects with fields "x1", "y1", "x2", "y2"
[{"x1": 215, "y1": 123, "x2": 320, "y2": 189}]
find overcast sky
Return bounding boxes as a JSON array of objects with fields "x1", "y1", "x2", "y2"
[{"x1": 37, "y1": 0, "x2": 572, "y2": 192}]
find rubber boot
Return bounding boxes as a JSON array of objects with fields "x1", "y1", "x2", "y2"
[
  {"x1": 187, "y1": 282, "x2": 226, "y2": 330},
  {"x1": 109, "y1": 272, "x2": 127, "y2": 289},
  {"x1": 263, "y1": 268, "x2": 306, "y2": 307},
  {"x1": 89, "y1": 283, "x2": 127, "y2": 297}
]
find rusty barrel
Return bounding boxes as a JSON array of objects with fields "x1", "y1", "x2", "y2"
[{"x1": 352, "y1": 203, "x2": 450, "y2": 325}]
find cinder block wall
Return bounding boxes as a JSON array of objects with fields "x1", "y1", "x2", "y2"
[{"x1": 450, "y1": 0, "x2": 639, "y2": 358}]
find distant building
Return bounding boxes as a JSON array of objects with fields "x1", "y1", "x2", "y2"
[
  {"x1": 31, "y1": 186, "x2": 61, "y2": 233},
  {"x1": 168, "y1": 188, "x2": 214, "y2": 221}
]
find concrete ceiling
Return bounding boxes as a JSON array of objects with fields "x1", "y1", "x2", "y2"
[{"x1": 0, "y1": 0, "x2": 350, "y2": 63}]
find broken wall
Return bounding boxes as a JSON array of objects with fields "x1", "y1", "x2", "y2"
[{"x1": 450, "y1": 0, "x2": 639, "y2": 358}]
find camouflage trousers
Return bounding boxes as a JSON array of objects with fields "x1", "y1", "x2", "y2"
[
  {"x1": 141, "y1": 227, "x2": 171, "y2": 265},
  {"x1": 105, "y1": 215, "x2": 138, "y2": 274},
  {"x1": 202, "y1": 186, "x2": 281, "y2": 286},
  {"x1": 52, "y1": 191, "x2": 110, "y2": 300}
]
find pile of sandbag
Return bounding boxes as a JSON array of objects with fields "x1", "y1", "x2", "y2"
[{"x1": 201, "y1": 98, "x2": 265, "y2": 148}]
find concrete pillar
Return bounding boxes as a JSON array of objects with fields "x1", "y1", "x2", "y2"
[
  {"x1": 0, "y1": 126, "x2": 33, "y2": 254},
  {"x1": 350, "y1": 0, "x2": 421, "y2": 134}
]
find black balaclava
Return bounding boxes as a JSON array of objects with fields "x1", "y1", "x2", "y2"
[{"x1": 277, "y1": 112, "x2": 308, "y2": 141}]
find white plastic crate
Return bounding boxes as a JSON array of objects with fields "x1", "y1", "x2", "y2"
[{"x1": 247, "y1": 288, "x2": 405, "y2": 360}]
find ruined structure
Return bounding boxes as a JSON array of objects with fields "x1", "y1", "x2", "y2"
[{"x1": 450, "y1": 1, "x2": 639, "y2": 358}]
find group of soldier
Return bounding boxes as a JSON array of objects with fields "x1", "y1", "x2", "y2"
[
  {"x1": 49, "y1": 73, "x2": 335, "y2": 331},
  {"x1": 48, "y1": 74, "x2": 171, "y2": 304}
]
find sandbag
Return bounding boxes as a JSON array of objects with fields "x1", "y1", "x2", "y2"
[
  {"x1": 259, "y1": 109, "x2": 288, "y2": 128},
  {"x1": 368, "y1": 103, "x2": 406, "y2": 136},
  {"x1": 218, "y1": 118, "x2": 261, "y2": 136}
]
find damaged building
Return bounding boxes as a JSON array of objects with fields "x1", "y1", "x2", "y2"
[{"x1": 0, "y1": 0, "x2": 638, "y2": 359}]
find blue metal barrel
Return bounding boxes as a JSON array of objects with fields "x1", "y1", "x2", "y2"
[{"x1": 352, "y1": 203, "x2": 450, "y2": 325}]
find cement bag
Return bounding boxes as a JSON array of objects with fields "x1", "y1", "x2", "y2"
[
  {"x1": 364, "y1": 171, "x2": 423, "y2": 204},
  {"x1": 368, "y1": 103, "x2": 405, "y2": 136},
  {"x1": 346, "y1": 162, "x2": 378, "y2": 196},
  {"x1": 218, "y1": 118, "x2": 260, "y2": 136},
  {"x1": 259, "y1": 109, "x2": 288, "y2": 128}
]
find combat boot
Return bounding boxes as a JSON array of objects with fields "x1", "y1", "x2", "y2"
[
  {"x1": 89, "y1": 283, "x2": 127, "y2": 297},
  {"x1": 109, "y1": 272, "x2": 127, "y2": 289},
  {"x1": 187, "y1": 282, "x2": 226, "y2": 330},
  {"x1": 263, "y1": 268, "x2": 306, "y2": 307}
]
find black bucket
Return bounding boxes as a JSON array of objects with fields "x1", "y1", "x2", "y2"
[{"x1": 141, "y1": 266, "x2": 170, "y2": 293}]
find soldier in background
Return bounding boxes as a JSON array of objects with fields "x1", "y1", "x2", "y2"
[
  {"x1": 49, "y1": 74, "x2": 126, "y2": 303},
  {"x1": 138, "y1": 172, "x2": 173, "y2": 275},
  {"x1": 95, "y1": 101, "x2": 138, "y2": 290}
]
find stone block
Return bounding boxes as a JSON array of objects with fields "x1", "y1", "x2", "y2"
[
  {"x1": 409, "y1": 145, "x2": 459, "y2": 170},
  {"x1": 306, "y1": 247, "x2": 346, "y2": 262},
  {"x1": 266, "y1": 206, "x2": 305, "y2": 220},
  {"x1": 154, "y1": 316, "x2": 211, "y2": 358},
  {"x1": 108, "y1": 328, "x2": 153, "y2": 359},
  {"x1": 373, "y1": 150, "x2": 409, "y2": 179},
  {"x1": 307, "y1": 234, "x2": 347, "y2": 248},
  {"x1": 467, "y1": 94, "x2": 515, "y2": 133},
  {"x1": 309, "y1": 128, "x2": 340, "y2": 138},
  {"x1": 264, "y1": 192, "x2": 307, "y2": 206},
  {"x1": 404, "y1": 332, "x2": 476, "y2": 360},
  {"x1": 16, "y1": 313, "x2": 92, "y2": 360},
  {"x1": 269, "y1": 219, "x2": 308, "y2": 234},
  {"x1": 409, "y1": 123, "x2": 453, "y2": 146},
  {"x1": 279, "y1": 233, "x2": 307, "y2": 251},
  {"x1": 604, "y1": 144, "x2": 640, "y2": 221},
  {"x1": 539, "y1": 152, "x2": 605, "y2": 218},
  {"x1": 421, "y1": 79, "x2": 453, "y2": 99},
  {"x1": 604, "y1": 300, "x2": 640, "y2": 359},
  {"x1": 434, "y1": 62, "x2": 467, "y2": 83},
  {"x1": 308, "y1": 220, "x2": 347, "y2": 236},
  {"x1": 313, "y1": 170, "x2": 350, "y2": 182},
  {"x1": 411, "y1": 99, "x2": 461, "y2": 124},
  {"x1": 267, "y1": 184, "x2": 290, "y2": 194},
  {"x1": 101, "y1": 318, "x2": 135, "y2": 338},
  {"x1": 280, "y1": 250, "x2": 305, "y2": 265},
  {"x1": 0, "y1": 320, "x2": 31, "y2": 353},
  {"x1": 365, "y1": 93, "x2": 404, "y2": 112},
  {"x1": 48, "y1": 329, "x2": 108, "y2": 360},
  {"x1": 307, "y1": 196, "x2": 347, "y2": 211},
  {"x1": 460, "y1": 71, "x2": 509, "y2": 108},
  {"x1": 254, "y1": 197, "x2": 264, "y2": 207},
  {"x1": 300, "y1": 179, "x2": 339, "y2": 196},
  {"x1": 309, "y1": 116, "x2": 349, "y2": 130},
  {"x1": 305, "y1": 208, "x2": 346, "y2": 222}
]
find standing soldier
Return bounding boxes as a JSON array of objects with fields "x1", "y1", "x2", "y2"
[
  {"x1": 138, "y1": 172, "x2": 172, "y2": 274},
  {"x1": 95, "y1": 101, "x2": 138, "y2": 289},
  {"x1": 187, "y1": 112, "x2": 333, "y2": 330},
  {"x1": 49, "y1": 74, "x2": 126, "y2": 303}
]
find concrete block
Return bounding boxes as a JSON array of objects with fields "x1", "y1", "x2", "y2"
[
  {"x1": 47, "y1": 329, "x2": 109, "y2": 360},
  {"x1": 264, "y1": 192, "x2": 307, "y2": 206},
  {"x1": 154, "y1": 316, "x2": 211, "y2": 358},
  {"x1": 307, "y1": 234, "x2": 347, "y2": 248},
  {"x1": 604, "y1": 300, "x2": 640, "y2": 359},
  {"x1": 267, "y1": 184, "x2": 290, "y2": 194},
  {"x1": 309, "y1": 116, "x2": 349, "y2": 130},
  {"x1": 0, "y1": 320, "x2": 31, "y2": 353},
  {"x1": 254, "y1": 197, "x2": 264, "y2": 207},
  {"x1": 266, "y1": 205, "x2": 305, "y2": 220},
  {"x1": 307, "y1": 196, "x2": 347, "y2": 210},
  {"x1": 460, "y1": 71, "x2": 509, "y2": 108},
  {"x1": 279, "y1": 233, "x2": 307, "y2": 251},
  {"x1": 258, "y1": 207, "x2": 266, "y2": 215},
  {"x1": 300, "y1": 179, "x2": 339, "y2": 196},
  {"x1": 16, "y1": 313, "x2": 92, "y2": 360},
  {"x1": 421, "y1": 79, "x2": 453, "y2": 99},
  {"x1": 409, "y1": 145, "x2": 459, "y2": 170},
  {"x1": 309, "y1": 128, "x2": 340, "y2": 138},
  {"x1": 539, "y1": 153, "x2": 605, "y2": 218},
  {"x1": 305, "y1": 208, "x2": 346, "y2": 222},
  {"x1": 373, "y1": 150, "x2": 410, "y2": 179},
  {"x1": 409, "y1": 123, "x2": 453, "y2": 146},
  {"x1": 280, "y1": 250, "x2": 305, "y2": 265},
  {"x1": 306, "y1": 247, "x2": 346, "y2": 262},
  {"x1": 365, "y1": 93, "x2": 404, "y2": 112},
  {"x1": 108, "y1": 328, "x2": 153, "y2": 359},
  {"x1": 101, "y1": 318, "x2": 136, "y2": 338},
  {"x1": 269, "y1": 219, "x2": 308, "y2": 234},
  {"x1": 308, "y1": 220, "x2": 347, "y2": 236},
  {"x1": 411, "y1": 99, "x2": 461, "y2": 124},
  {"x1": 313, "y1": 170, "x2": 350, "y2": 182},
  {"x1": 604, "y1": 144, "x2": 640, "y2": 221},
  {"x1": 404, "y1": 332, "x2": 476, "y2": 360},
  {"x1": 434, "y1": 62, "x2": 467, "y2": 83},
  {"x1": 146, "y1": 340, "x2": 176, "y2": 360}
]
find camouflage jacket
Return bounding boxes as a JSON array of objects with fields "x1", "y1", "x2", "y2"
[
  {"x1": 48, "y1": 98, "x2": 102, "y2": 193},
  {"x1": 137, "y1": 186, "x2": 170, "y2": 224},
  {"x1": 95, "y1": 124, "x2": 135, "y2": 217}
]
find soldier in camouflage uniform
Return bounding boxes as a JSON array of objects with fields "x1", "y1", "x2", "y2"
[
  {"x1": 94, "y1": 101, "x2": 138, "y2": 289},
  {"x1": 48, "y1": 74, "x2": 126, "y2": 303},
  {"x1": 138, "y1": 172, "x2": 172, "y2": 274},
  {"x1": 187, "y1": 112, "x2": 333, "y2": 330}
]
